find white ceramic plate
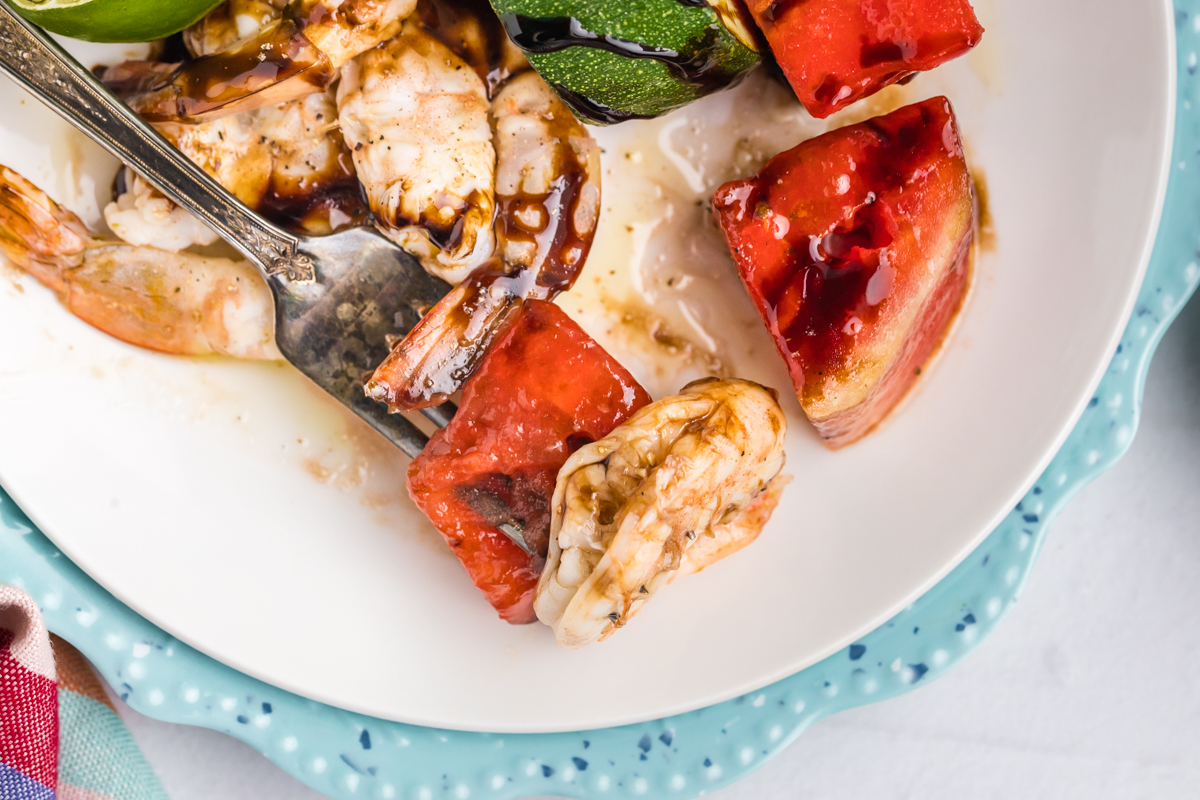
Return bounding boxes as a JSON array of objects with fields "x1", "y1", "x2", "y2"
[{"x1": 0, "y1": 0, "x2": 1174, "y2": 733}]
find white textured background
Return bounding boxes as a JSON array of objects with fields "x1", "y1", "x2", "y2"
[{"x1": 111, "y1": 293, "x2": 1200, "y2": 799}]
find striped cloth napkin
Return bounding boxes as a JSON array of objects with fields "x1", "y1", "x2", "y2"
[{"x1": 0, "y1": 585, "x2": 168, "y2": 800}]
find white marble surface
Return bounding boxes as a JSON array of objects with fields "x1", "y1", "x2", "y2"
[{"x1": 112, "y1": 293, "x2": 1200, "y2": 800}]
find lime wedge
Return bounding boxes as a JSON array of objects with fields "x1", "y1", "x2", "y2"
[{"x1": 9, "y1": 0, "x2": 224, "y2": 43}]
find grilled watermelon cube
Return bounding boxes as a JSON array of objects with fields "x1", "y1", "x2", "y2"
[
  {"x1": 747, "y1": 0, "x2": 984, "y2": 118},
  {"x1": 713, "y1": 97, "x2": 974, "y2": 448},
  {"x1": 407, "y1": 299, "x2": 651, "y2": 623}
]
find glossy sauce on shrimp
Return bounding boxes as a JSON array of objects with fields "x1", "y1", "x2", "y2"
[
  {"x1": 112, "y1": 0, "x2": 417, "y2": 123},
  {"x1": 365, "y1": 72, "x2": 601, "y2": 410}
]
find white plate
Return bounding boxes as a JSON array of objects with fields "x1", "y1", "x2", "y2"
[{"x1": 0, "y1": 0, "x2": 1174, "y2": 733}]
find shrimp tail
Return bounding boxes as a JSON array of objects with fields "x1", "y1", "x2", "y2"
[
  {"x1": 1, "y1": 165, "x2": 280, "y2": 361},
  {"x1": 0, "y1": 164, "x2": 92, "y2": 294},
  {"x1": 365, "y1": 259, "x2": 524, "y2": 410}
]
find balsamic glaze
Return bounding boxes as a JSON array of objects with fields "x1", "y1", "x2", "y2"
[
  {"x1": 417, "y1": 0, "x2": 525, "y2": 98},
  {"x1": 258, "y1": 173, "x2": 370, "y2": 235},
  {"x1": 761, "y1": 0, "x2": 787, "y2": 23},
  {"x1": 374, "y1": 129, "x2": 595, "y2": 407},
  {"x1": 755, "y1": 100, "x2": 958, "y2": 374},
  {"x1": 125, "y1": 18, "x2": 331, "y2": 122},
  {"x1": 551, "y1": 83, "x2": 656, "y2": 125},
  {"x1": 765, "y1": 198, "x2": 897, "y2": 359}
]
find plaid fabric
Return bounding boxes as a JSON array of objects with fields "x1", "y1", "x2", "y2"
[{"x1": 0, "y1": 586, "x2": 168, "y2": 800}]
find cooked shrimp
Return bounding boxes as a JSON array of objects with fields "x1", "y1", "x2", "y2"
[
  {"x1": 491, "y1": 72, "x2": 600, "y2": 276},
  {"x1": 414, "y1": 0, "x2": 530, "y2": 96},
  {"x1": 364, "y1": 72, "x2": 601, "y2": 410},
  {"x1": 183, "y1": 0, "x2": 288, "y2": 57},
  {"x1": 239, "y1": 90, "x2": 369, "y2": 234},
  {"x1": 115, "y1": 0, "x2": 416, "y2": 123},
  {"x1": 106, "y1": 89, "x2": 365, "y2": 249},
  {"x1": 534, "y1": 378, "x2": 788, "y2": 649},
  {"x1": 104, "y1": 110, "x2": 272, "y2": 250},
  {"x1": 676, "y1": 474, "x2": 792, "y2": 578},
  {"x1": 0, "y1": 166, "x2": 279, "y2": 360},
  {"x1": 104, "y1": 171, "x2": 221, "y2": 251},
  {"x1": 337, "y1": 20, "x2": 496, "y2": 284}
]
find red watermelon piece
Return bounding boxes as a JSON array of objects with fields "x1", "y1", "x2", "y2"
[
  {"x1": 407, "y1": 299, "x2": 651, "y2": 623},
  {"x1": 747, "y1": 0, "x2": 984, "y2": 118},
  {"x1": 713, "y1": 96, "x2": 974, "y2": 448}
]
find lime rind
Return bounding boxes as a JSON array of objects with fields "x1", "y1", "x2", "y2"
[{"x1": 9, "y1": 0, "x2": 225, "y2": 43}]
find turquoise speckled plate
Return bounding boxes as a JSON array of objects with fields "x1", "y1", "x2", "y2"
[{"x1": 3, "y1": 0, "x2": 1199, "y2": 797}]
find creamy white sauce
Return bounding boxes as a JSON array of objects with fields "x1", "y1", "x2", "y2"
[{"x1": 560, "y1": 70, "x2": 914, "y2": 400}]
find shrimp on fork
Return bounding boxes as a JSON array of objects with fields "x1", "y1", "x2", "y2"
[
  {"x1": 336, "y1": 18, "x2": 497, "y2": 284},
  {"x1": 105, "y1": 88, "x2": 366, "y2": 250},
  {"x1": 363, "y1": 69, "x2": 601, "y2": 410},
  {"x1": 0, "y1": 166, "x2": 279, "y2": 360},
  {"x1": 110, "y1": 0, "x2": 417, "y2": 123},
  {"x1": 338, "y1": 0, "x2": 601, "y2": 410}
]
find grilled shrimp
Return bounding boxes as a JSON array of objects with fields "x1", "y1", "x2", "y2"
[
  {"x1": 115, "y1": 0, "x2": 416, "y2": 123},
  {"x1": 414, "y1": 0, "x2": 529, "y2": 96},
  {"x1": 364, "y1": 71, "x2": 601, "y2": 410},
  {"x1": 337, "y1": 19, "x2": 496, "y2": 284},
  {"x1": 0, "y1": 166, "x2": 279, "y2": 360},
  {"x1": 106, "y1": 90, "x2": 365, "y2": 249},
  {"x1": 183, "y1": 0, "x2": 288, "y2": 57},
  {"x1": 534, "y1": 378, "x2": 788, "y2": 649},
  {"x1": 105, "y1": 171, "x2": 221, "y2": 251}
]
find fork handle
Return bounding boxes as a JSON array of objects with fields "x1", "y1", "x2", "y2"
[{"x1": 0, "y1": 4, "x2": 315, "y2": 283}]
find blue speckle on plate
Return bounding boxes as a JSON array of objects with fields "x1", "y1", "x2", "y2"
[
  {"x1": 360, "y1": 730, "x2": 371, "y2": 750},
  {"x1": 541, "y1": 765, "x2": 555, "y2": 778},
  {"x1": 573, "y1": 757, "x2": 588, "y2": 771},
  {"x1": 637, "y1": 734, "x2": 652, "y2": 753},
  {"x1": 340, "y1": 755, "x2": 369, "y2": 776},
  {"x1": 908, "y1": 664, "x2": 930, "y2": 683},
  {"x1": 848, "y1": 644, "x2": 866, "y2": 660},
  {"x1": 659, "y1": 730, "x2": 674, "y2": 746},
  {"x1": 261, "y1": 702, "x2": 272, "y2": 714}
]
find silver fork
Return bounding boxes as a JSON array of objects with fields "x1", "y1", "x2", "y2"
[
  {"x1": 0, "y1": 5, "x2": 455, "y2": 457},
  {"x1": 0, "y1": 6, "x2": 537, "y2": 556}
]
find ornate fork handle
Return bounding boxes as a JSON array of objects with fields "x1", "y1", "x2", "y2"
[{"x1": 0, "y1": 4, "x2": 315, "y2": 283}]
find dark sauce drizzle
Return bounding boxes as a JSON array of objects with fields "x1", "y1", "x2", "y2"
[
  {"x1": 760, "y1": 0, "x2": 789, "y2": 23},
  {"x1": 258, "y1": 172, "x2": 370, "y2": 235},
  {"x1": 122, "y1": 18, "x2": 330, "y2": 122},
  {"x1": 551, "y1": 83, "x2": 657, "y2": 125},
  {"x1": 417, "y1": 0, "x2": 523, "y2": 98},
  {"x1": 375, "y1": 136, "x2": 593, "y2": 408},
  {"x1": 760, "y1": 102, "x2": 953, "y2": 370}
]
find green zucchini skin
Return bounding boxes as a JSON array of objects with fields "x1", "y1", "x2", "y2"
[{"x1": 489, "y1": 0, "x2": 760, "y2": 124}]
